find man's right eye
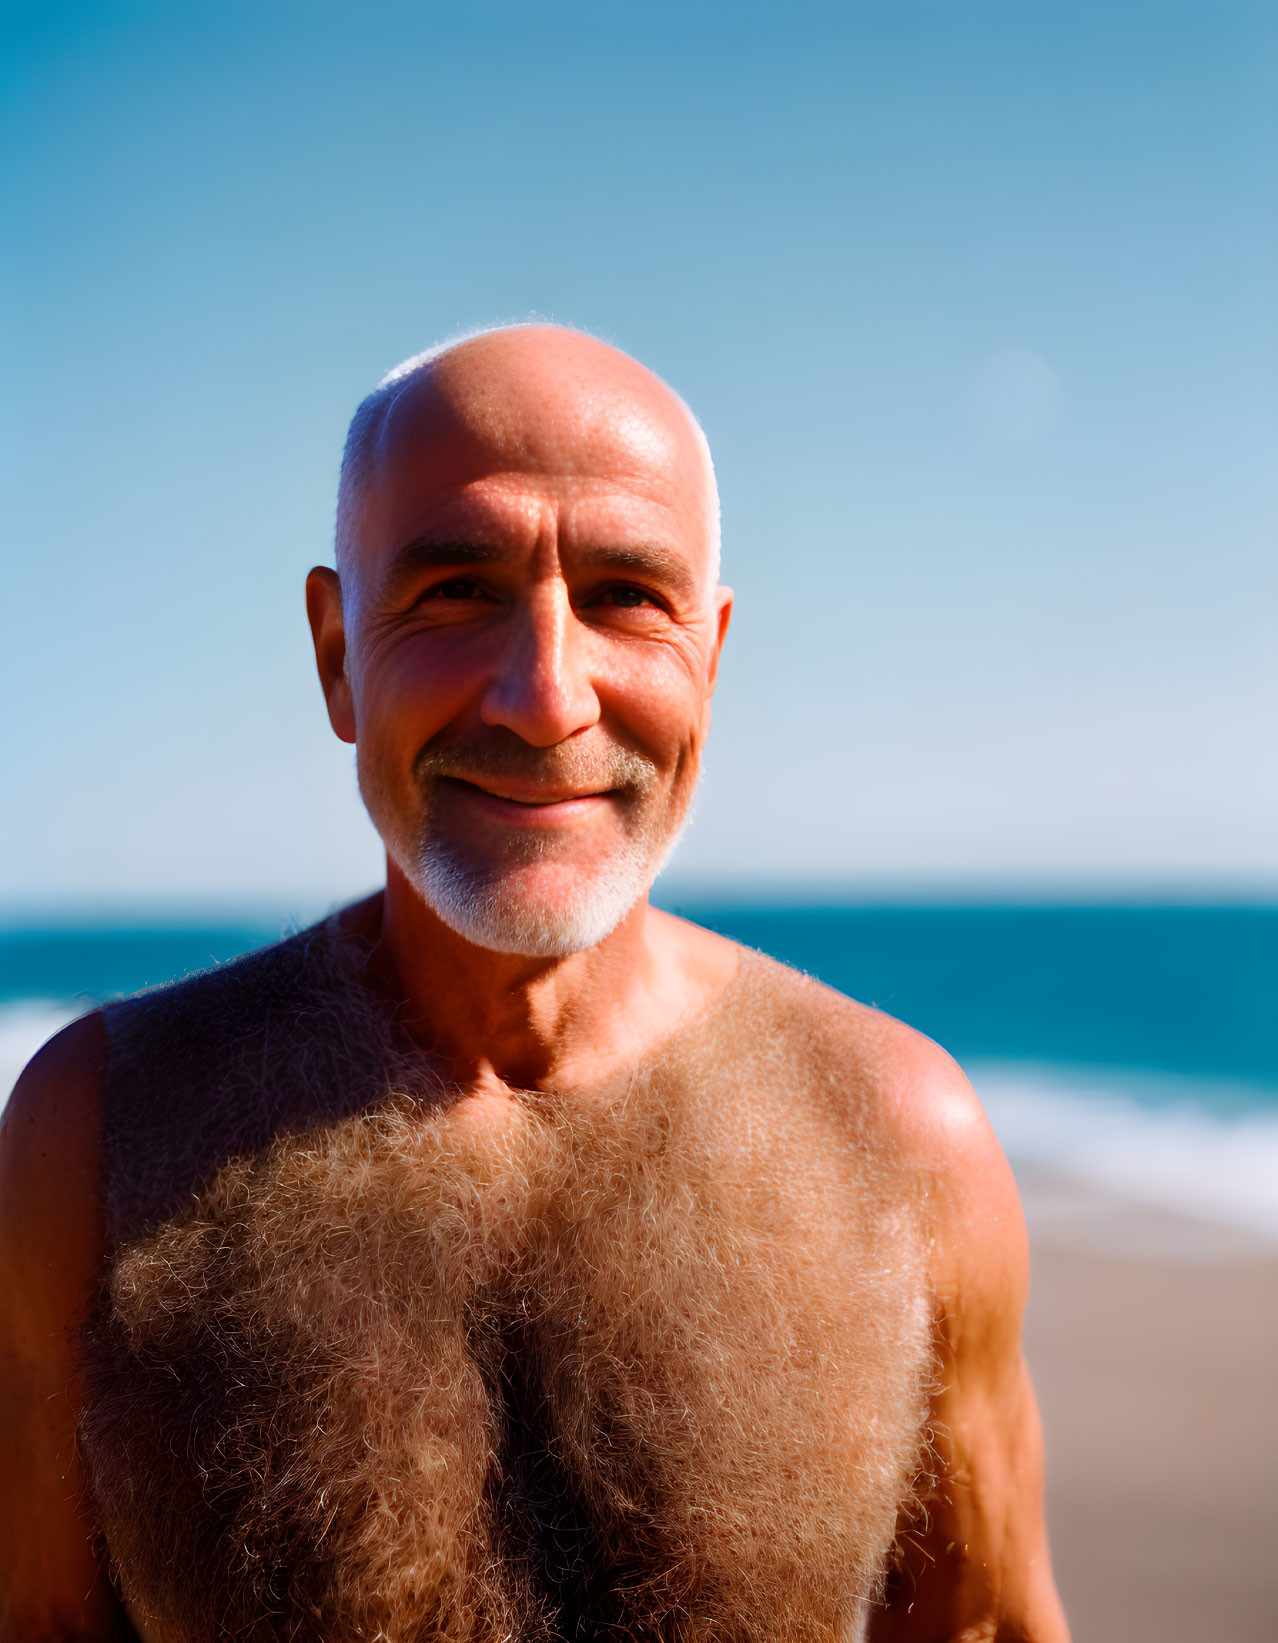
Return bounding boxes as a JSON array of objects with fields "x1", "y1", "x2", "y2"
[{"x1": 404, "y1": 577, "x2": 493, "y2": 620}]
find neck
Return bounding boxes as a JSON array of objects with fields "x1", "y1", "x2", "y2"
[{"x1": 362, "y1": 859, "x2": 737, "y2": 1093}]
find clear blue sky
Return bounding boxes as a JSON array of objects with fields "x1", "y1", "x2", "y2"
[{"x1": 3, "y1": 0, "x2": 1275, "y2": 913}]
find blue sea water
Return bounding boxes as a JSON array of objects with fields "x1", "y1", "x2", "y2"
[
  {"x1": 2, "y1": 903, "x2": 1275, "y2": 1240},
  {"x1": 0, "y1": 920, "x2": 288, "y2": 1013}
]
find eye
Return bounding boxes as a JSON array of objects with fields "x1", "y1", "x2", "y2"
[
  {"x1": 410, "y1": 577, "x2": 491, "y2": 610},
  {"x1": 405, "y1": 576, "x2": 496, "y2": 623},
  {"x1": 589, "y1": 583, "x2": 661, "y2": 610}
]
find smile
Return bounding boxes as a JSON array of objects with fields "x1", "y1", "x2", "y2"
[{"x1": 440, "y1": 777, "x2": 616, "y2": 826}]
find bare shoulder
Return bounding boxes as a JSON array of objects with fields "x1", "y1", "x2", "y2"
[
  {"x1": 735, "y1": 945, "x2": 983, "y2": 1131},
  {"x1": 1, "y1": 1009, "x2": 109, "y2": 1278},
  {"x1": 743, "y1": 952, "x2": 1028, "y2": 1305},
  {"x1": 0, "y1": 1012, "x2": 132, "y2": 1640},
  {"x1": 1, "y1": 1008, "x2": 111, "y2": 1402}
]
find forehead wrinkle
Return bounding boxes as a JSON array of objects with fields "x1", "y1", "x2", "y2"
[{"x1": 364, "y1": 448, "x2": 702, "y2": 566}]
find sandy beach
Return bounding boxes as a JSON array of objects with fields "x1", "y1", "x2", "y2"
[{"x1": 1019, "y1": 1167, "x2": 1278, "y2": 1642}]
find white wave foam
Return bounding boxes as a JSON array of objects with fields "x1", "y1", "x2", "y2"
[
  {"x1": 971, "y1": 1060, "x2": 1278, "y2": 1244},
  {"x1": 0, "y1": 1001, "x2": 82, "y2": 1109}
]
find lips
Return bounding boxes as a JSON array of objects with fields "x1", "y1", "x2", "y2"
[
  {"x1": 433, "y1": 777, "x2": 616, "y2": 829},
  {"x1": 446, "y1": 776, "x2": 614, "y2": 807}
]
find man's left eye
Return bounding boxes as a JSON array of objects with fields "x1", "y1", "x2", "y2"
[{"x1": 600, "y1": 586, "x2": 655, "y2": 608}]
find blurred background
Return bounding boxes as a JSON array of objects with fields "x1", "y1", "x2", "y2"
[{"x1": 2, "y1": 3, "x2": 1275, "y2": 1637}]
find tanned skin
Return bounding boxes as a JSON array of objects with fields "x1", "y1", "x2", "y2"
[{"x1": 0, "y1": 327, "x2": 1068, "y2": 1641}]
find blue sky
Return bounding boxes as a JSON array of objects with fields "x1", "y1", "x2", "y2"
[{"x1": 3, "y1": 0, "x2": 1275, "y2": 912}]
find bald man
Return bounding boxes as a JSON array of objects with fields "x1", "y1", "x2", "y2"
[{"x1": 0, "y1": 326, "x2": 1069, "y2": 1642}]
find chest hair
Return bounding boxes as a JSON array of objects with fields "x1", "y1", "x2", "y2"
[{"x1": 80, "y1": 1060, "x2": 933, "y2": 1643}]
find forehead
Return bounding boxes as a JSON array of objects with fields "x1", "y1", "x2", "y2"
[{"x1": 347, "y1": 337, "x2": 715, "y2": 577}]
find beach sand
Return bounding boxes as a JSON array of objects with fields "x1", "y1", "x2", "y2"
[{"x1": 1019, "y1": 1167, "x2": 1278, "y2": 1643}]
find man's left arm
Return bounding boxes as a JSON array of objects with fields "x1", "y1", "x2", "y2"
[{"x1": 870, "y1": 1045, "x2": 1070, "y2": 1643}]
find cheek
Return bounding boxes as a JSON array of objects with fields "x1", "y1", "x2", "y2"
[
  {"x1": 598, "y1": 643, "x2": 710, "y2": 762},
  {"x1": 352, "y1": 638, "x2": 478, "y2": 756}
]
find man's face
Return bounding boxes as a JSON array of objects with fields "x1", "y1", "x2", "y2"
[{"x1": 311, "y1": 331, "x2": 731, "y2": 957}]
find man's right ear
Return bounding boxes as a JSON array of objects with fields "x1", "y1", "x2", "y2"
[{"x1": 305, "y1": 567, "x2": 357, "y2": 744}]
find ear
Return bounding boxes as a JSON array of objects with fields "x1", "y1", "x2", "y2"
[
  {"x1": 705, "y1": 586, "x2": 733, "y2": 695},
  {"x1": 305, "y1": 567, "x2": 356, "y2": 744}
]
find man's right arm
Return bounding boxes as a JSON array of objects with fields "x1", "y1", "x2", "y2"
[{"x1": 0, "y1": 1014, "x2": 136, "y2": 1641}]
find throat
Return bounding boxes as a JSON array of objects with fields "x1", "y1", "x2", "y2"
[{"x1": 378, "y1": 875, "x2": 743, "y2": 1094}]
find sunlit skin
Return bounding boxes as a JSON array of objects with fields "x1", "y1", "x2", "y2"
[{"x1": 0, "y1": 328, "x2": 1069, "y2": 1641}]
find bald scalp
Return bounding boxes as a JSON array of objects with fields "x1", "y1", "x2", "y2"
[{"x1": 335, "y1": 324, "x2": 721, "y2": 588}]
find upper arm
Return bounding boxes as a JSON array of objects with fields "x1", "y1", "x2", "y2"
[
  {"x1": 868, "y1": 1035, "x2": 1069, "y2": 1643},
  {"x1": 0, "y1": 1013, "x2": 133, "y2": 1641}
]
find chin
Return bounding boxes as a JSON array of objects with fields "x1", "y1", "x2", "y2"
[{"x1": 412, "y1": 835, "x2": 681, "y2": 960}]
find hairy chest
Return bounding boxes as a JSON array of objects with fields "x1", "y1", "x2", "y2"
[{"x1": 80, "y1": 1084, "x2": 933, "y2": 1643}]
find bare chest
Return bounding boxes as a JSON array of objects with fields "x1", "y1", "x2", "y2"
[{"x1": 84, "y1": 1064, "x2": 932, "y2": 1642}]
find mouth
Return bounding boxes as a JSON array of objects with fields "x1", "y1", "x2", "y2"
[{"x1": 438, "y1": 776, "x2": 618, "y2": 826}]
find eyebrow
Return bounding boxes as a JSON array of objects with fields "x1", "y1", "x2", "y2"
[
  {"x1": 381, "y1": 535, "x2": 700, "y2": 602},
  {"x1": 572, "y1": 543, "x2": 699, "y2": 601},
  {"x1": 378, "y1": 538, "x2": 502, "y2": 598},
  {"x1": 386, "y1": 537, "x2": 501, "y2": 575}
]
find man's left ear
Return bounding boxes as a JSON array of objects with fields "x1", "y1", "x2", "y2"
[{"x1": 706, "y1": 587, "x2": 733, "y2": 693}]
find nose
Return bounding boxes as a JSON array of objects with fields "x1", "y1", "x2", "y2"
[{"x1": 478, "y1": 580, "x2": 601, "y2": 746}]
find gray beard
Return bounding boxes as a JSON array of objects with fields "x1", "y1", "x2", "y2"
[
  {"x1": 407, "y1": 735, "x2": 693, "y2": 958},
  {"x1": 415, "y1": 812, "x2": 689, "y2": 959}
]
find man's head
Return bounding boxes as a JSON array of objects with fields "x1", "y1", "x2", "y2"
[{"x1": 307, "y1": 324, "x2": 731, "y2": 958}]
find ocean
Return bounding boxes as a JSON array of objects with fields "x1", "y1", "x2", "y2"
[{"x1": 3, "y1": 902, "x2": 1275, "y2": 1246}]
